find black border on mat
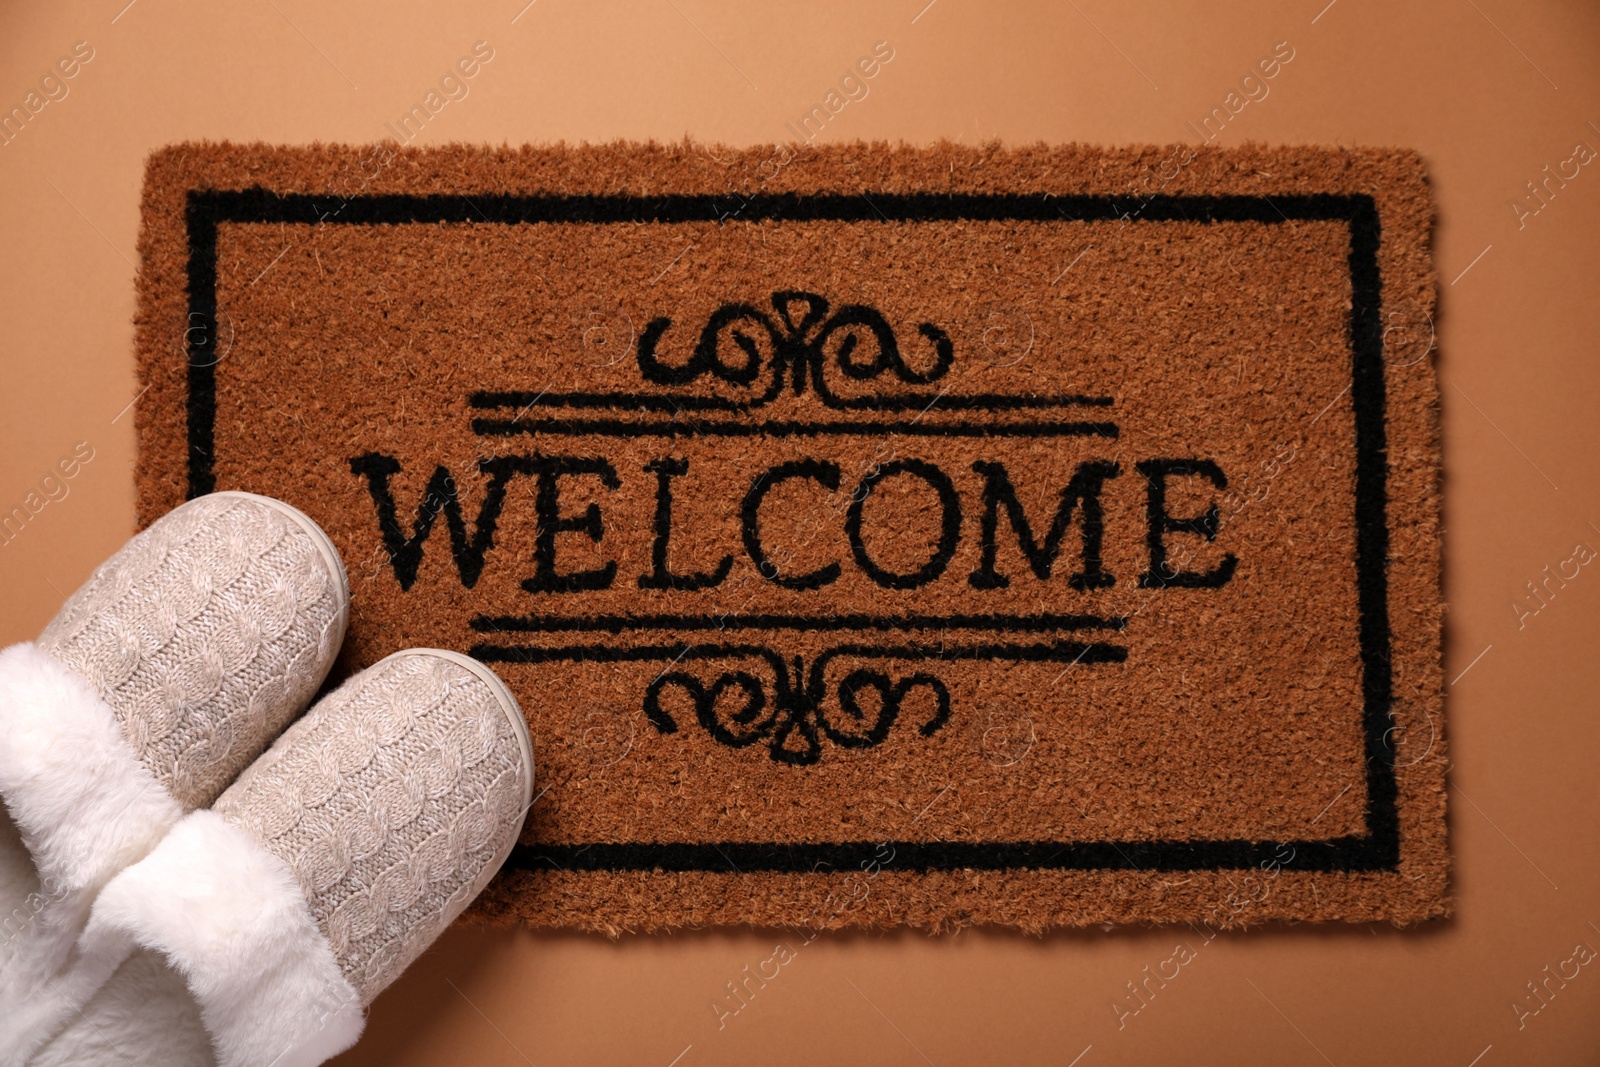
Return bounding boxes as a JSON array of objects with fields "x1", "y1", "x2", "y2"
[{"x1": 181, "y1": 188, "x2": 1395, "y2": 875}]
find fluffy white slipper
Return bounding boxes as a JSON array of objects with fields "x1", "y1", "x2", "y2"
[
  {"x1": 0, "y1": 491, "x2": 348, "y2": 1057},
  {"x1": 31, "y1": 949, "x2": 216, "y2": 1067},
  {"x1": 32, "y1": 650, "x2": 533, "y2": 1067}
]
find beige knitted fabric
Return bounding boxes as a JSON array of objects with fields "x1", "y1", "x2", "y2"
[
  {"x1": 213, "y1": 650, "x2": 532, "y2": 1002},
  {"x1": 39, "y1": 492, "x2": 348, "y2": 811}
]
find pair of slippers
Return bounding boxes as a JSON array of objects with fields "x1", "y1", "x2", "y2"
[{"x1": 0, "y1": 492, "x2": 535, "y2": 1066}]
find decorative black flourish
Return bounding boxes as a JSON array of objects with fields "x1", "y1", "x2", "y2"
[
  {"x1": 470, "y1": 283, "x2": 1118, "y2": 422},
  {"x1": 474, "y1": 641, "x2": 1127, "y2": 768},
  {"x1": 640, "y1": 644, "x2": 952, "y2": 765},
  {"x1": 634, "y1": 291, "x2": 955, "y2": 412}
]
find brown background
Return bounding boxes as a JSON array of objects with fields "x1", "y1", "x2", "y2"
[{"x1": 0, "y1": 0, "x2": 1595, "y2": 1063}]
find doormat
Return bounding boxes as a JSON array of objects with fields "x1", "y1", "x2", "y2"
[{"x1": 133, "y1": 142, "x2": 1446, "y2": 932}]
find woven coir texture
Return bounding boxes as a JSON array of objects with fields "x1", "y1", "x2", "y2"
[{"x1": 134, "y1": 142, "x2": 1446, "y2": 932}]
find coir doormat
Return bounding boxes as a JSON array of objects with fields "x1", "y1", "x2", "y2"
[{"x1": 133, "y1": 142, "x2": 1446, "y2": 932}]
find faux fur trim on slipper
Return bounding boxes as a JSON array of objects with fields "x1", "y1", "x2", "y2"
[
  {"x1": 52, "y1": 810, "x2": 364, "y2": 1067},
  {"x1": 0, "y1": 641, "x2": 183, "y2": 1048}
]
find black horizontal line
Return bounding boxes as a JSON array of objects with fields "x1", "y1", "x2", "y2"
[
  {"x1": 506, "y1": 835, "x2": 1394, "y2": 874},
  {"x1": 195, "y1": 189, "x2": 1370, "y2": 227},
  {"x1": 470, "y1": 612, "x2": 1127, "y2": 635},
  {"x1": 472, "y1": 418, "x2": 1119, "y2": 439},
  {"x1": 470, "y1": 640, "x2": 1127, "y2": 666},
  {"x1": 468, "y1": 390, "x2": 1116, "y2": 412}
]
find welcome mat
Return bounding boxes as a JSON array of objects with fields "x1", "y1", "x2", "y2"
[{"x1": 133, "y1": 142, "x2": 1446, "y2": 931}]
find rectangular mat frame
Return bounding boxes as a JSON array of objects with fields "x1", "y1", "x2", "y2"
[{"x1": 178, "y1": 187, "x2": 1397, "y2": 878}]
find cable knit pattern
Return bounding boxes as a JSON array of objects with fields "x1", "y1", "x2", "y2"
[
  {"x1": 38, "y1": 493, "x2": 348, "y2": 811},
  {"x1": 213, "y1": 652, "x2": 532, "y2": 1003}
]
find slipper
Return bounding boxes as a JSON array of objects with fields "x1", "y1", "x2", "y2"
[
  {"x1": 0, "y1": 491, "x2": 348, "y2": 1050},
  {"x1": 24, "y1": 649, "x2": 533, "y2": 1067}
]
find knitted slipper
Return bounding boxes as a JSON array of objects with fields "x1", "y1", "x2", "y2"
[
  {"x1": 0, "y1": 491, "x2": 348, "y2": 1049},
  {"x1": 31, "y1": 650, "x2": 534, "y2": 1067}
]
